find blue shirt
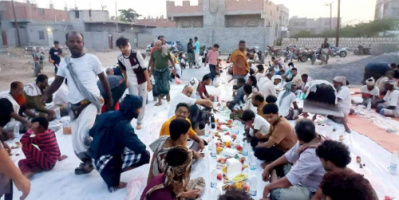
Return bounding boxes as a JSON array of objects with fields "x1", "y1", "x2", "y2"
[{"x1": 195, "y1": 41, "x2": 200, "y2": 53}]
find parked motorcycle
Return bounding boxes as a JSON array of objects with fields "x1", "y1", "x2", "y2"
[
  {"x1": 265, "y1": 46, "x2": 284, "y2": 58},
  {"x1": 330, "y1": 46, "x2": 348, "y2": 58},
  {"x1": 354, "y1": 44, "x2": 371, "y2": 55},
  {"x1": 312, "y1": 48, "x2": 329, "y2": 65},
  {"x1": 284, "y1": 46, "x2": 308, "y2": 63}
]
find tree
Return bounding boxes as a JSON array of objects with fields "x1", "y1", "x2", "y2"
[{"x1": 118, "y1": 8, "x2": 141, "y2": 22}]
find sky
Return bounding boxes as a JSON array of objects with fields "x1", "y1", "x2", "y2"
[{"x1": 27, "y1": 0, "x2": 377, "y2": 25}]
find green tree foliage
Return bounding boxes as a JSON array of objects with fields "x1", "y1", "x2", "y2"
[
  {"x1": 118, "y1": 9, "x2": 141, "y2": 22},
  {"x1": 292, "y1": 18, "x2": 398, "y2": 38}
]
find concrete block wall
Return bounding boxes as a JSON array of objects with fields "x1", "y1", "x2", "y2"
[
  {"x1": 138, "y1": 33, "x2": 154, "y2": 48},
  {"x1": 152, "y1": 27, "x2": 274, "y2": 54},
  {"x1": 282, "y1": 37, "x2": 399, "y2": 50}
]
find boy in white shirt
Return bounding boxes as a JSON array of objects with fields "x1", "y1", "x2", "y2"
[
  {"x1": 332, "y1": 76, "x2": 351, "y2": 133},
  {"x1": 241, "y1": 110, "x2": 270, "y2": 148}
]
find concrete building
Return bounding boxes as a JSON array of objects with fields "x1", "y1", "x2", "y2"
[
  {"x1": 136, "y1": 16, "x2": 177, "y2": 28},
  {"x1": 0, "y1": 1, "x2": 154, "y2": 50},
  {"x1": 288, "y1": 17, "x2": 339, "y2": 36},
  {"x1": 166, "y1": 0, "x2": 287, "y2": 38},
  {"x1": 375, "y1": 0, "x2": 399, "y2": 20}
]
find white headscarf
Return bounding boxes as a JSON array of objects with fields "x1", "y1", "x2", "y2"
[
  {"x1": 333, "y1": 76, "x2": 347, "y2": 86},
  {"x1": 366, "y1": 77, "x2": 375, "y2": 86}
]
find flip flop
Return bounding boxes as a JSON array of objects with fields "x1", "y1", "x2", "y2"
[{"x1": 155, "y1": 102, "x2": 162, "y2": 106}]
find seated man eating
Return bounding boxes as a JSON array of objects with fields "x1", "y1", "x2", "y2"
[
  {"x1": 24, "y1": 74, "x2": 56, "y2": 120},
  {"x1": 261, "y1": 119, "x2": 325, "y2": 200},
  {"x1": 240, "y1": 110, "x2": 270, "y2": 149},
  {"x1": 277, "y1": 82, "x2": 302, "y2": 120},
  {"x1": 148, "y1": 119, "x2": 202, "y2": 183},
  {"x1": 377, "y1": 80, "x2": 399, "y2": 117},
  {"x1": 255, "y1": 104, "x2": 297, "y2": 174},
  {"x1": 161, "y1": 103, "x2": 205, "y2": 150},
  {"x1": 90, "y1": 95, "x2": 150, "y2": 192}
]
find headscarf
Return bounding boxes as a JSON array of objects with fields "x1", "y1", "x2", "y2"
[
  {"x1": 145, "y1": 146, "x2": 193, "y2": 200},
  {"x1": 333, "y1": 76, "x2": 347, "y2": 86},
  {"x1": 366, "y1": 77, "x2": 375, "y2": 86},
  {"x1": 279, "y1": 82, "x2": 294, "y2": 107},
  {"x1": 120, "y1": 94, "x2": 143, "y2": 120}
]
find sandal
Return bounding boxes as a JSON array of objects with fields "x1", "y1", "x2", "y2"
[{"x1": 155, "y1": 102, "x2": 162, "y2": 106}]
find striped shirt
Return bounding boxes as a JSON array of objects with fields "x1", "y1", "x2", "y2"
[
  {"x1": 285, "y1": 142, "x2": 325, "y2": 192},
  {"x1": 23, "y1": 129, "x2": 61, "y2": 161}
]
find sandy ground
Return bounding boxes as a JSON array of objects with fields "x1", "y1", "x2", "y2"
[{"x1": 0, "y1": 48, "x2": 377, "y2": 91}]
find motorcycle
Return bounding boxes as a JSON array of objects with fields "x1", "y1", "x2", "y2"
[
  {"x1": 284, "y1": 46, "x2": 308, "y2": 63},
  {"x1": 314, "y1": 48, "x2": 329, "y2": 65},
  {"x1": 354, "y1": 44, "x2": 371, "y2": 55},
  {"x1": 265, "y1": 46, "x2": 284, "y2": 58},
  {"x1": 330, "y1": 46, "x2": 348, "y2": 58}
]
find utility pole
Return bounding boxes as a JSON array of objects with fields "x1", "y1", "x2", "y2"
[
  {"x1": 329, "y1": 3, "x2": 332, "y2": 30},
  {"x1": 115, "y1": 0, "x2": 118, "y2": 33},
  {"x1": 336, "y1": 0, "x2": 341, "y2": 47},
  {"x1": 11, "y1": 0, "x2": 21, "y2": 47}
]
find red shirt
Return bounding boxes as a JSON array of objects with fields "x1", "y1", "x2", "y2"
[{"x1": 198, "y1": 82, "x2": 208, "y2": 99}]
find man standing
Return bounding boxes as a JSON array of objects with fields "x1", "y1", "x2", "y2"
[
  {"x1": 205, "y1": 44, "x2": 220, "y2": 82},
  {"x1": 187, "y1": 38, "x2": 195, "y2": 68},
  {"x1": 116, "y1": 37, "x2": 151, "y2": 130},
  {"x1": 194, "y1": 37, "x2": 201, "y2": 68},
  {"x1": 150, "y1": 40, "x2": 176, "y2": 106},
  {"x1": 42, "y1": 31, "x2": 113, "y2": 175},
  {"x1": 230, "y1": 41, "x2": 249, "y2": 80},
  {"x1": 321, "y1": 38, "x2": 330, "y2": 62},
  {"x1": 49, "y1": 41, "x2": 63, "y2": 75}
]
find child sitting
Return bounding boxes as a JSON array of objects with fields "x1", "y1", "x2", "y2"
[{"x1": 18, "y1": 117, "x2": 67, "y2": 178}]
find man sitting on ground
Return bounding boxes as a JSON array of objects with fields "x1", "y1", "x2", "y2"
[
  {"x1": 162, "y1": 103, "x2": 205, "y2": 150},
  {"x1": 197, "y1": 75, "x2": 214, "y2": 100},
  {"x1": 358, "y1": 77, "x2": 379, "y2": 106},
  {"x1": 259, "y1": 75, "x2": 281, "y2": 98},
  {"x1": 311, "y1": 140, "x2": 377, "y2": 200},
  {"x1": 261, "y1": 119, "x2": 325, "y2": 200},
  {"x1": 277, "y1": 82, "x2": 302, "y2": 120},
  {"x1": 252, "y1": 94, "x2": 267, "y2": 115},
  {"x1": 256, "y1": 65, "x2": 266, "y2": 82},
  {"x1": 168, "y1": 85, "x2": 213, "y2": 118},
  {"x1": 266, "y1": 95, "x2": 277, "y2": 104},
  {"x1": 332, "y1": 76, "x2": 351, "y2": 133},
  {"x1": 90, "y1": 95, "x2": 150, "y2": 192},
  {"x1": 219, "y1": 189, "x2": 252, "y2": 200},
  {"x1": 141, "y1": 146, "x2": 205, "y2": 200},
  {"x1": 1, "y1": 82, "x2": 36, "y2": 140},
  {"x1": 300, "y1": 74, "x2": 312, "y2": 91},
  {"x1": 19, "y1": 117, "x2": 67, "y2": 179},
  {"x1": 290, "y1": 68, "x2": 302, "y2": 87},
  {"x1": 24, "y1": 74, "x2": 56, "y2": 120},
  {"x1": 376, "y1": 70, "x2": 395, "y2": 96},
  {"x1": 377, "y1": 80, "x2": 399, "y2": 117},
  {"x1": 241, "y1": 110, "x2": 270, "y2": 149},
  {"x1": 227, "y1": 78, "x2": 246, "y2": 111},
  {"x1": 255, "y1": 104, "x2": 297, "y2": 173},
  {"x1": 149, "y1": 119, "x2": 202, "y2": 182},
  {"x1": 319, "y1": 171, "x2": 374, "y2": 200}
]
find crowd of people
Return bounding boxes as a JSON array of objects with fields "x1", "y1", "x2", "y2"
[{"x1": 0, "y1": 30, "x2": 391, "y2": 200}]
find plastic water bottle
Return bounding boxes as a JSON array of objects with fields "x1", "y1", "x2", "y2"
[
  {"x1": 55, "y1": 107, "x2": 61, "y2": 120},
  {"x1": 204, "y1": 123, "x2": 210, "y2": 137},
  {"x1": 211, "y1": 115, "x2": 216, "y2": 129},
  {"x1": 249, "y1": 152, "x2": 257, "y2": 171},
  {"x1": 389, "y1": 151, "x2": 398, "y2": 175},
  {"x1": 367, "y1": 101, "x2": 371, "y2": 111},
  {"x1": 242, "y1": 141, "x2": 249, "y2": 156},
  {"x1": 249, "y1": 176, "x2": 257, "y2": 197},
  {"x1": 13, "y1": 123, "x2": 20, "y2": 138},
  {"x1": 210, "y1": 168, "x2": 217, "y2": 188},
  {"x1": 211, "y1": 142, "x2": 217, "y2": 158}
]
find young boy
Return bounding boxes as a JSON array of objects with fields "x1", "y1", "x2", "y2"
[
  {"x1": 241, "y1": 110, "x2": 270, "y2": 148},
  {"x1": 19, "y1": 117, "x2": 67, "y2": 178}
]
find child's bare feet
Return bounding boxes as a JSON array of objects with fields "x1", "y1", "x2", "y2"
[
  {"x1": 59, "y1": 155, "x2": 68, "y2": 161},
  {"x1": 118, "y1": 182, "x2": 127, "y2": 189}
]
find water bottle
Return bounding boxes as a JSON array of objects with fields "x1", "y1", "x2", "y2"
[
  {"x1": 211, "y1": 115, "x2": 216, "y2": 129},
  {"x1": 242, "y1": 141, "x2": 249, "y2": 156},
  {"x1": 13, "y1": 123, "x2": 20, "y2": 138},
  {"x1": 211, "y1": 142, "x2": 217, "y2": 158},
  {"x1": 204, "y1": 123, "x2": 210, "y2": 137},
  {"x1": 210, "y1": 168, "x2": 217, "y2": 188},
  {"x1": 55, "y1": 107, "x2": 61, "y2": 120},
  {"x1": 249, "y1": 176, "x2": 257, "y2": 197},
  {"x1": 367, "y1": 101, "x2": 371, "y2": 111},
  {"x1": 249, "y1": 152, "x2": 257, "y2": 171},
  {"x1": 389, "y1": 151, "x2": 398, "y2": 175}
]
